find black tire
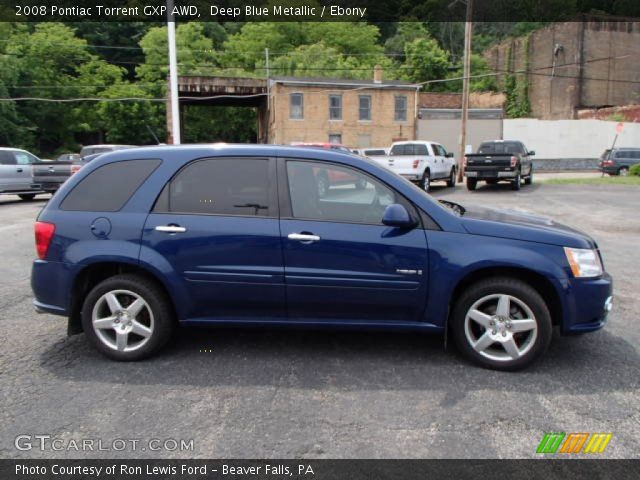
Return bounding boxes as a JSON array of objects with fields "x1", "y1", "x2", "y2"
[
  {"x1": 317, "y1": 173, "x2": 329, "y2": 198},
  {"x1": 466, "y1": 178, "x2": 477, "y2": 191},
  {"x1": 450, "y1": 277, "x2": 552, "y2": 371},
  {"x1": 512, "y1": 171, "x2": 521, "y2": 191},
  {"x1": 618, "y1": 167, "x2": 629, "y2": 177},
  {"x1": 19, "y1": 194, "x2": 36, "y2": 201},
  {"x1": 524, "y1": 169, "x2": 533, "y2": 185},
  {"x1": 420, "y1": 170, "x2": 431, "y2": 192},
  {"x1": 446, "y1": 168, "x2": 456, "y2": 188},
  {"x1": 81, "y1": 274, "x2": 175, "y2": 361}
]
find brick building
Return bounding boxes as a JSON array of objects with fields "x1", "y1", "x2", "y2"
[
  {"x1": 485, "y1": 17, "x2": 640, "y2": 119},
  {"x1": 267, "y1": 69, "x2": 420, "y2": 147}
]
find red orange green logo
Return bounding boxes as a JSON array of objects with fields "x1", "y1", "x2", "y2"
[{"x1": 537, "y1": 432, "x2": 612, "y2": 454}]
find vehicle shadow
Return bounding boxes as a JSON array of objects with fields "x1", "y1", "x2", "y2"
[
  {"x1": 0, "y1": 195, "x2": 49, "y2": 206},
  {"x1": 40, "y1": 323, "x2": 639, "y2": 397}
]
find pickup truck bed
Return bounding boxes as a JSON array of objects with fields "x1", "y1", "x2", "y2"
[{"x1": 31, "y1": 162, "x2": 73, "y2": 193}]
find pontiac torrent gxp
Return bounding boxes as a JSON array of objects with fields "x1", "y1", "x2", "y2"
[{"x1": 31, "y1": 145, "x2": 613, "y2": 370}]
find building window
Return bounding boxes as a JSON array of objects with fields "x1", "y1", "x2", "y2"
[
  {"x1": 329, "y1": 94, "x2": 342, "y2": 120},
  {"x1": 395, "y1": 95, "x2": 407, "y2": 121},
  {"x1": 328, "y1": 134, "x2": 342, "y2": 145},
  {"x1": 359, "y1": 95, "x2": 372, "y2": 121},
  {"x1": 290, "y1": 93, "x2": 303, "y2": 119}
]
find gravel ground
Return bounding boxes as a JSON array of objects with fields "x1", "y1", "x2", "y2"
[{"x1": 0, "y1": 181, "x2": 638, "y2": 459}]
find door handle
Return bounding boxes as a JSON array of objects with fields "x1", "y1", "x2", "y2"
[
  {"x1": 16, "y1": 168, "x2": 23, "y2": 173},
  {"x1": 155, "y1": 225, "x2": 187, "y2": 233},
  {"x1": 288, "y1": 233, "x2": 321, "y2": 242}
]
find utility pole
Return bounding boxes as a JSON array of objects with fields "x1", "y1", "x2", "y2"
[
  {"x1": 167, "y1": 0, "x2": 181, "y2": 144},
  {"x1": 458, "y1": 0, "x2": 473, "y2": 182}
]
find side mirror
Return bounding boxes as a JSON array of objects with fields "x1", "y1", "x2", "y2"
[
  {"x1": 528, "y1": 150, "x2": 536, "y2": 156},
  {"x1": 445, "y1": 152, "x2": 455, "y2": 158},
  {"x1": 382, "y1": 204, "x2": 416, "y2": 228}
]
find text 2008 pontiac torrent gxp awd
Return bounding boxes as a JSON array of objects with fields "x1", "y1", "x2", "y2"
[{"x1": 31, "y1": 145, "x2": 612, "y2": 370}]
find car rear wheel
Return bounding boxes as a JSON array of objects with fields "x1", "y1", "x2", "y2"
[
  {"x1": 446, "y1": 168, "x2": 456, "y2": 187},
  {"x1": 451, "y1": 277, "x2": 552, "y2": 371},
  {"x1": 466, "y1": 178, "x2": 477, "y2": 191},
  {"x1": 524, "y1": 170, "x2": 533, "y2": 185},
  {"x1": 81, "y1": 274, "x2": 175, "y2": 361},
  {"x1": 421, "y1": 170, "x2": 431, "y2": 192},
  {"x1": 19, "y1": 194, "x2": 36, "y2": 201},
  {"x1": 618, "y1": 167, "x2": 629, "y2": 176}
]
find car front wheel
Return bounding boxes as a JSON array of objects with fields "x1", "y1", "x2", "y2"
[
  {"x1": 81, "y1": 274, "x2": 175, "y2": 361},
  {"x1": 451, "y1": 277, "x2": 552, "y2": 371},
  {"x1": 446, "y1": 168, "x2": 456, "y2": 187}
]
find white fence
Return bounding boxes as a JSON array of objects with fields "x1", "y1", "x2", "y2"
[{"x1": 503, "y1": 119, "x2": 640, "y2": 159}]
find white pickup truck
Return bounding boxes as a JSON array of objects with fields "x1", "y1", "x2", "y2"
[{"x1": 385, "y1": 141, "x2": 457, "y2": 192}]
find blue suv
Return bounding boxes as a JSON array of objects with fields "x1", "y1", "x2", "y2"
[{"x1": 31, "y1": 145, "x2": 613, "y2": 370}]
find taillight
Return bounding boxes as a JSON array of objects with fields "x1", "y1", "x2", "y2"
[
  {"x1": 463, "y1": 156, "x2": 468, "y2": 167},
  {"x1": 71, "y1": 164, "x2": 82, "y2": 175},
  {"x1": 412, "y1": 159, "x2": 420, "y2": 169},
  {"x1": 602, "y1": 160, "x2": 614, "y2": 166},
  {"x1": 510, "y1": 156, "x2": 518, "y2": 167},
  {"x1": 35, "y1": 221, "x2": 56, "y2": 260}
]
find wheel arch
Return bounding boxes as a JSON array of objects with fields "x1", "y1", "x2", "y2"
[
  {"x1": 448, "y1": 266, "x2": 563, "y2": 329},
  {"x1": 67, "y1": 261, "x2": 178, "y2": 335}
]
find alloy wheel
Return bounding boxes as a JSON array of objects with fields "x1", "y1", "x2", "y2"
[
  {"x1": 92, "y1": 289, "x2": 154, "y2": 352},
  {"x1": 463, "y1": 293, "x2": 538, "y2": 362}
]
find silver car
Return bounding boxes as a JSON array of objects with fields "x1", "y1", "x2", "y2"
[{"x1": 0, "y1": 147, "x2": 43, "y2": 200}]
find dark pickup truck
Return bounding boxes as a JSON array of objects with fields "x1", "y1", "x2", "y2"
[
  {"x1": 32, "y1": 145, "x2": 136, "y2": 193},
  {"x1": 464, "y1": 140, "x2": 534, "y2": 191},
  {"x1": 32, "y1": 161, "x2": 74, "y2": 193}
]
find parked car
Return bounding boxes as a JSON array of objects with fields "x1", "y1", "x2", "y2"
[
  {"x1": 32, "y1": 160, "x2": 76, "y2": 194},
  {"x1": 599, "y1": 148, "x2": 640, "y2": 176},
  {"x1": 464, "y1": 140, "x2": 534, "y2": 191},
  {"x1": 79, "y1": 144, "x2": 136, "y2": 157},
  {"x1": 35, "y1": 146, "x2": 137, "y2": 190},
  {"x1": 31, "y1": 144, "x2": 612, "y2": 370},
  {"x1": 57, "y1": 153, "x2": 81, "y2": 162},
  {"x1": 0, "y1": 147, "x2": 44, "y2": 200},
  {"x1": 292, "y1": 142, "x2": 364, "y2": 196},
  {"x1": 385, "y1": 141, "x2": 457, "y2": 192}
]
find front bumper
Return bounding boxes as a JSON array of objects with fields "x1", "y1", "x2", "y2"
[{"x1": 560, "y1": 273, "x2": 613, "y2": 334}]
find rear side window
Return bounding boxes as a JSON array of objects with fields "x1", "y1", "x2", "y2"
[
  {"x1": 0, "y1": 151, "x2": 15, "y2": 165},
  {"x1": 154, "y1": 158, "x2": 272, "y2": 217},
  {"x1": 390, "y1": 144, "x2": 428, "y2": 156},
  {"x1": 60, "y1": 159, "x2": 161, "y2": 212}
]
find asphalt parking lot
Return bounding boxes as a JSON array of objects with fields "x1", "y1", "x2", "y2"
[{"x1": 0, "y1": 180, "x2": 638, "y2": 459}]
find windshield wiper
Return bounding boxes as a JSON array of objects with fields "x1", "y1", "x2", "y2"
[{"x1": 439, "y1": 200, "x2": 466, "y2": 216}]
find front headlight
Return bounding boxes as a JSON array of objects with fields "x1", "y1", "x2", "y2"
[{"x1": 564, "y1": 247, "x2": 603, "y2": 278}]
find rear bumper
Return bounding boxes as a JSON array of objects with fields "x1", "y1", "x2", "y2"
[
  {"x1": 560, "y1": 273, "x2": 613, "y2": 334},
  {"x1": 31, "y1": 259, "x2": 78, "y2": 317},
  {"x1": 400, "y1": 173, "x2": 422, "y2": 181},
  {"x1": 465, "y1": 169, "x2": 516, "y2": 179},
  {"x1": 599, "y1": 165, "x2": 618, "y2": 175}
]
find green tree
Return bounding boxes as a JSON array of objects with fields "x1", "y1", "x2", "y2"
[{"x1": 401, "y1": 35, "x2": 452, "y2": 90}]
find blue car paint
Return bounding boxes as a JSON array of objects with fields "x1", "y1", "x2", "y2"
[{"x1": 31, "y1": 144, "x2": 612, "y2": 336}]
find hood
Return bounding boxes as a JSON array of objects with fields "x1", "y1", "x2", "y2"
[{"x1": 460, "y1": 205, "x2": 596, "y2": 249}]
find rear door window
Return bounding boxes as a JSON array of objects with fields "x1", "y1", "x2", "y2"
[
  {"x1": 154, "y1": 158, "x2": 273, "y2": 217},
  {"x1": 0, "y1": 151, "x2": 16, "y2": 165},
  {"x1": 60, "y1": 159, "x2": 161, "y2": 211}
]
